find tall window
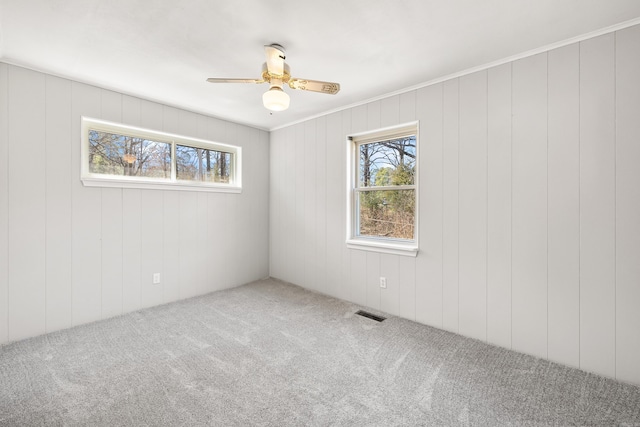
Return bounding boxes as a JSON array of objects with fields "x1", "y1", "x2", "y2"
[
  {"x1": 81, "y1": 117, "x2": 241, "y2": 192},
  {"x1": 347, "y1": 123, "x2": 418, "y2": 256}
]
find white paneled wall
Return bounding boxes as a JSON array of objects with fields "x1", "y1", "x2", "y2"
[
  {"x1": 615, "y1": 24, "x2": 640, "y2": 385},
  {"x1": 0, "y1": 64, "x2": 270, "y2": 344},
  {"x1": 269, "y1": 25, "x2": 640, "y2": 386}
]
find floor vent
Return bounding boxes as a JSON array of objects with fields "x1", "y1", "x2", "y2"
[{"x1": 355, "y1": 310, "x2": 386, "y2": 322}]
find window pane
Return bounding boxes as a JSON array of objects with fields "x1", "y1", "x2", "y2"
[
  {"x1": 358, "y1": 136, "x2": 416, "y2": 187},
  {"x1": 358, "y1": 189, "x2": 415, "y2": 239},
  {"x1": 88, "y1": 130, "x2": 171, "y2": 178},
  {"x1": 176, "y1": 145, "x2": 232, "y2": 183}
]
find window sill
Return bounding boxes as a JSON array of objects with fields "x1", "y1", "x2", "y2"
[
  {"x1": 82, "y1": 177, "x2": 242, "y2": 193},
  {"x1": 346, "y1": 238, "x2": 418, "y2": 257}
]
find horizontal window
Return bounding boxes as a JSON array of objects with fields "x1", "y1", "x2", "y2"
[{"x1": 81, "y1": 117, "x2": 241, "y2": 192}]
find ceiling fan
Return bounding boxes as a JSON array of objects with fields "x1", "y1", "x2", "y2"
[{"x1": 206, "y1": 44, "x2": 340, "y2": 112}]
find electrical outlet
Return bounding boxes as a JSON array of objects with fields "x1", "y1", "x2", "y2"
[
  {"x1": 379, "y1": 277, "x2": 387, "y2": 288},
  {"x1": 153, "y1": 273, "x2": 161, "y2": 284}
]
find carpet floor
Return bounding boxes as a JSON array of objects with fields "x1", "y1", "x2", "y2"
[{"x1": 1, "y1": 278, "x2": 639, "y2": 426}]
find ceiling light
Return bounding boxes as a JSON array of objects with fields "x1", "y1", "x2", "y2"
[{"x1": 262, "y1": 86, "x2": 290, "y2": 111}]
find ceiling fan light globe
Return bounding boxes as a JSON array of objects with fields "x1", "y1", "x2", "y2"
[{"x1": 263, "y1": 87, "x2": 290, "y2": 111}]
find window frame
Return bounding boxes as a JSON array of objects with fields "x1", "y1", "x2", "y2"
[
  {"x1": 81, "y1": 116, "x2": 242, "y2": 193},
  {"x1": 346, "y1": 122, "x2": 419, "y2": 257}
]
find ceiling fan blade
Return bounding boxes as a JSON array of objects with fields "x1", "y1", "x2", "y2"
[
  {"x1": 264, "y1": 44, "x2": 285, "y2": 76},
  {"x1": 206, "y1": 78, "x2": 264, "y2": 84},
  {"x1": 288, "y1": 78, "x2": 340, "y2": 94}
]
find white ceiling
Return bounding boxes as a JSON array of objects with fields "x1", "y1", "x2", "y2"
[{"x1": 2, "y1": 1, "x2": 640, "y2": 131}]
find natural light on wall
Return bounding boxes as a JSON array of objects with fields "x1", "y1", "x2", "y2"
[{"x1": 80, "y1": 117, "x2": 242, "y2": 192}]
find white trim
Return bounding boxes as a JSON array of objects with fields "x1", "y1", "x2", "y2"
[
  {"x1": 271, "y1": 16, "x2": 640, "y2": 132},
  {"x1": 81, "y1": 116, "x2": 242, "y2": 192},
  {"x1": 346, "y1": 239, "x2": 418, "y2": 257},
  {"x1": 81, "y1": 177, "x2": 242, "y2": 193}
]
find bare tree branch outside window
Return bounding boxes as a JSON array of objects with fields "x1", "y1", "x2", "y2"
[{"x1": 357, "y1": 136, "x2": 416, "y2": 239}]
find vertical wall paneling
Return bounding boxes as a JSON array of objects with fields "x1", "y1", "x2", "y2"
[
  {"x1": 381, "y1": 95, "x2": 400, "y2": 127},
  {"x1": 579, "y1": 34, "x2": 616, "y2": 378},
  {"x1": 294, "y1": 123, "x2": 306, "y2": 287},
  {"x1": 511, "y1": 53, "x2": 548, "y2": 359},
  {"x1": 71, "y1": 82, "x2": 102, "y2": 326},
  {"x1": 351, "y1": 104, "x2": 367, "y2": 134},
  {"x1": 99, "y1": 90, "x2": 124, "y2": 320},
  {"x1": 223, "y1": 189, "x2": 237, "y2": 289},
  {"x1": 0, "y1": 64, "x2": 8, "y2": 343},
  {"x1": 162, "y1": 106, "x2": 180, "y2": 134},
  {"x1": 274, "y1": 125, "x2": 285, "y2": 283},
  {"x1": 615, "y1": 25, "x2": 640, "y2": 384},
  {"x1": 280, "y1": 126, "x2": 295, "y2": 284},
  {"x1": 458, "y1": 71, "x2": 488, "y2": 341},
  {"x1": 207, "y1": 191, "x2": 224, "y2": 290},
  {"x1": 366, "y1": 101, "x2": 381, "y2": 130},
  {"x1": 350, "y1": 250, "x2": 368, "y2": 307},
  {"x1": 547, "y1": 44, "x2": 580, "y2": 367},
  {"x1": 122, "y1": 189, "x2": 142, "y2": 311},
  {"x1": 100, "y1": 90, "x2": 121, "y2": 122},
  {"x1": 255, "y1": 129, "x2": 270, "y2": 280},
  {"x1": 366, "y1": 252, "x2": 381, "y2": 310},
  {"x1": 398, "y1": 90, "x2": 417, "y2": 321},
  {"x1": 162, "y1": 190, "x2": 180, "y2": 303},
  {"x1": 178, "y1": 191, "x2": 198, "y2": 298},
  {"x1": 304, "y1": 120, "x2": 317, "y2": 291},
  {"x1": 195, "y1": 191, "x2": 208, "y2": 293},
  {"x1": 122, "y1": 95, "x2": 141, "y2": 126},
  {"x1": 141, "y1": 100, "x2": 164, "y2": 130},
  {"x1": 242, "y1": 125, "x2": 262, "y2": 283},
  {"x1": 415, "y1": 84, "x2": 444, "y2": 327},
  {"x1": 315, "y1": 116, "x2": 328, "y2": 293},
  {"x1": 442, "y1": 78, "x2": 460, "y2": 333},
  {"x1": 380, "y1": 254, "x2": 399, "y2": 315},
  {"x1": 399, "y1": 91, "x2": 416, "y2": 123},
  {"x1": 100, "y1": 189, "x2": 123, "y2": 319},
  {"x1": 486, "y1": 63, "x2": 512, "y2": 349},
  {"x1": 246, "y1": 128, "x2": 262, "y2": 281},
  {"x1": 141, "y1": 191, "x2": 164, "y2": 308},
  {"x1": 323, "y1": 112, "x2": 344, "y2": 299},
  {"x1": 398, "y1": 256, "x2": 416, "y2": 321},
  {"x1": 269, "y1": 129, "x2": 282, "y2": 280},
  {"x1": 271, "y1": 127, "x2": 284, "y2": 281},
  {"x1": 44, "y1": 75, "x2": 73, "y2": 332},
  {"x1": 8, "y1": 66, "x2": 47, "y2": 340}
]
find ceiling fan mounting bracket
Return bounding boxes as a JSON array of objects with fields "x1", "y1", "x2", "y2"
[{"x1": 261, "y1": 63, "x2": 291, "y2": 86}]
